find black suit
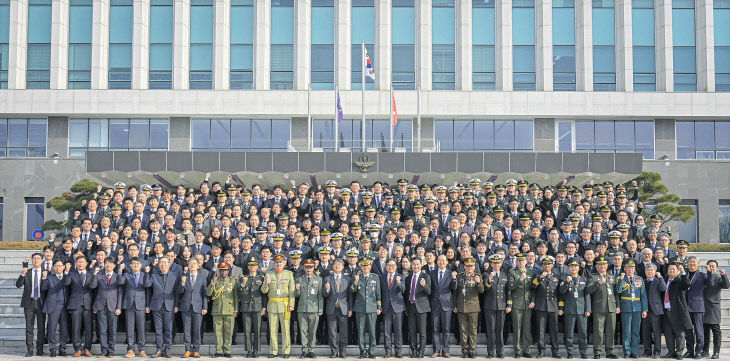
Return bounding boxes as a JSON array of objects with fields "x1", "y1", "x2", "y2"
[
  {"x1": 664, "y1": 274, "x2": 692, "y2": 355},
  {"x1": 404, "y1": 271, "x2": 431, "y2": 355},
  {"x1": 64, "y1": 270, "x2": 94, "y2": 352},
  {"x1": 17, "y1": 269, "x2": 46, "y2": 354}
]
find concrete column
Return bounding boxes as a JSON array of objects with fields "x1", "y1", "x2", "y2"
[
  {"x1": 415, "y1": 0, "x2": 431, "y2": 90},
  {"x1": 214, "y1": 0, "x2": 230, "y2": 89},
  {"x1": 132, "y1": 0, "x2": 150, "y2": 89},
  {"x1": 536, "y1": 0, "x2": 552, "y2": 91},
  {"x1": 533, "y1": 118, "x2": 556, "y2": 152},
  {"x1": 655, "y1": 0, "x2": 673, "y2": 92},
  {"x1": 173, "y1": 0, "x2": 190, "y2": 89},
  {"x1": 696, "y1": 0, "x2": 714, "y2": 92},
  {"x1": 335, "y1": 0, "x2": 351, "y2": 90},
  {"x1": 294, "y1": 0, "x2": 311, "y2": 90},
  {"x1": 50, "y1": 0, "x2": 69, "y2": 89},
  {"x1": 254, "y1": 0, "x2": 270, "y2": 90},
  {"x1": 654, "y1": 118, "x2": 676, "y2": 160},
  {"x1": 615, "y1": 0, "x2": 632, "y2": 91},
  {"x1": 455, "y1": 0, "x2": 472, "y2": 91},
  {"x1": 47, "y1": 116, "x2": 69, "y2": 158},
  {"x1": 374, "y1": 0, "x2": 391, "y2": 90},
  {"x1": 8, "y1": 0, "x2": 28, "y2": 89},
  {"x1": 169, "y1": 117, "x2": 191, "y2": 151},
  {"x1": 575, "y1": 0, "x2": 592, "y2": 91},
  {"x1": 91, "y1": 0, "x2": 110, "y2": 89},
  {"x1": 495, "y1": 0, "x2": 512, "y2": 91}
]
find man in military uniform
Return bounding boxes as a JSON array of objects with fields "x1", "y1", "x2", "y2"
[
  {"x1": 559, "y1": 257, "x2": 591, "y2": 359},
  {"x1": 261, "y1": 254, "x2": 296, "y2": 358},
  {"x1": 508, "y1": 253, "x2": 535, "y2": 358},
  {"x1": 532, "y1": 256, "x2": 560, "y2": 358},
  {"x1": 455, "y1": 258, "x2": 484, "y2": 358},
  {"x1": 205, "y1": 262, "x2": 239, "y2": 358},
  {"x1": 239, "y1": 257, "x2": 265, "y2": 358},
  {"x1": 351, "y1": 258, "x2": 382, "y2": 359},
  {"x1": 482, "y1": 254, "x2": 510, "y2": 358},
  {"x1": 586, "y1": 256, "x2": 620, "y2": 359},
  {"x1": 295, "y1": 259, "x2": 324, "y2": 358},
  {"x1": 615, "y1": 259, "x2": 648, "y2": 358}
]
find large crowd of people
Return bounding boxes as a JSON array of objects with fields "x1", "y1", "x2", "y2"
[{"x1": 17, "y1": 176, "x2": 730, "y2": 360}]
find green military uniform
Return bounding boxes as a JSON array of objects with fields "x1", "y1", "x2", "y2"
[
  {"x1": 455, "y1": 258, "x2": 484, "y2": 357},
  {"x1": 239, "y1": 259, "x2": 266, "y2": 357},
  {"x1": 507, "y1": 254, "x2": 536, "y2": 357},
  {"x1": 614, "y1": 259, "x2": 648, "y2": 357},
  {"x1": 558, "y1": 258, "x2": 592, "y2": 358},
  {"x1": 351, "y1": 259, "x2": 381, "y2": 357},
  {"x1": 294, "y1": 260, "x2": 324, "y2": 356},
  {"x1": 260, "y1": 255, "x2": 296, "y2": 357},
  {"x1": 206, "y1": 264, "x2": 240, "y2": 356},
  {"x1": 585, "y1": 256, "x2": 619, "y2": 358}
]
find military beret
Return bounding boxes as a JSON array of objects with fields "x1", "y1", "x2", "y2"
[{"x1": 218, "y1": 262, "x2": 230, "y2": 270}]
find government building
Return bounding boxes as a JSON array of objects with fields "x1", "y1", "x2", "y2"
[{"x1": 0, "y1": 0, "x2": 728, "y2": 243}]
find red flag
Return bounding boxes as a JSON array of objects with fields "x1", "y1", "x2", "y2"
[{"x1": 392, "y1": 93, "x2": 398, "y2": 126}]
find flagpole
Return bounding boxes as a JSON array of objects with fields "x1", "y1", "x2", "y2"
[
  {"x1": 334, "y1": 85, "x2": 339, "y2": 152},
  {"x1": 361, "y1": 42, "x2": 366, "y2": 152},
  {"x1": 307, "y1": 83, "x2": 312, "y2": 151},
  {"x1": 389, "y1": 83, "x2": 394, "y2": 152},
  {"x1": 417, "y1": 84, "x2": 421, "y2": 152}
]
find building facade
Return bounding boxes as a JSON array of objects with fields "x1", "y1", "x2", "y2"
[{"x1": 0, "y1": 0, "x2": 728, "y2": 242}]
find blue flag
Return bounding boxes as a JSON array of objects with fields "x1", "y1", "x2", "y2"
[{"x1": 337, "y1": 92, "x2": 344, "y2": 124}]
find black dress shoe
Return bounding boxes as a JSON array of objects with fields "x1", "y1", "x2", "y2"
[
  {"x1": 59, "y1": 350, "x2": 68, "y2": 357},
  {"x1": 268, "y1": 354, "x2": 276, "y2": 359},
  {"x1": 630, "y1": 355, "x2": 638, "y2": 359},
  {"x1": 607, "y1": 355, "x2": 619, "y2": 359},
  {"x1": 300, "y1": 353, "x2": 307, "y2": 359},
  {"x1": 594, "y1": 355, "x2": 601, "y2": 360},
  {"x1": 50, "y1": 351, "x2": 57, "y2": 358},
  {"x1": 553, "y1": 352, "x2": 562, "y2": 359},
  {"x1": 253, "y1": 352, "x2": 260, "y2": 358},
  {"x1": 693, "y1": 355, "x2": 701, "y2": 360},
  {"x1": 523, "y1": 353, "x2": 532, "y2": 358},
  {"x1": 683, "y1": 352, "x2": 692, "y2": 358},
  {"x1": 25, "y1": 350, "x2": 33, "y2": 357},
  {"x1": 677, "y1": 355, "x2": 684, "y2": 361},
  {"x1": 211, "y1": 353, "x2": 221, "y2": 358},
  {"x1": 283, "y1": 355, "x2": 290, "y2": 359},
  {"x1": 369, "y1": 352, "x2": 376, "y2": 359},
  {"x1": 37, "y1": 351, "x2": 45, "y2": 357},
  {"x1": 663, "y1": 354, "x2": 677, "y2": 359},
  {"x1": 384, "y1": 352, "x2": 391, "y2": 358},
  {"x1": 224, "y1": 354, "x2": 232, "y2": 358},
  {"x1": 567, "y1": 354, "x2": 573, "y2": 359},
  {"x1": 360, "y1": 351, "x2": 365, "y2": 359},
  {"x1": 394, "y1": 353, "x2": 402, "y2": 358},
  {"x1": 308, "y1": 352, "x2": 316, "y2": 358},
  {"x1": 164, "y1": 351, "x2": 172, "y2": 358},
  {"x1": 536, "y1": 351, "x2": 544, "y2": 359},
  {"x1": 339, "y1": 354, "x2": 346, "y2": 359},
  {"x1": 711, "y1": 353, "x2": 719, "y2": 359},
  {"x1": 580, "y1": 354, "x2": 587, "y2": 359}
]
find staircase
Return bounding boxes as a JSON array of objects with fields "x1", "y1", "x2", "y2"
[{"x1": 0, "y1": 250, "x2": 729, "y2": 355}]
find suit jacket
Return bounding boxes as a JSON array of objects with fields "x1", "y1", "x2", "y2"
[
  {"x1": 17, "y1": 268, "x2": 45, "y2": 308},
  {"x1": 146, "y1": 272, "x2": 179, "y2": 312},
  {"x1": 380, "y1": 272, "x2": 406, "y2": 313},
  {"x1": 430, "y1": 268, "x2": 458, "y2": 311},
  {"x1": 119, "y1": 271, "x2": 149, "y2": 311},
  {"x1": 703, "y1": 272, "x2": 730, "y2": 324},
  {"x1": 532, "y1": 272, "x2": 560, "y2": 312},
  {"x1": 644, "y1": 276, "x2": 667, "y2": 315},
  {"x1": 177, "y1": 270, "x2": 209, "y2": 313},
  {"x1": 89, "y1": 271, "x2": 123, "y2": 311},
  {"x1": 686, "y1": 270, "x2": 712, "y2": 313},
  {"x1": 323, "y1": 273, "x2": 353, "y2": 315},
  {"x1": 664, "y1": 273, "x2": 692, "y2": 329},
  {"x1": 40, "y1": 274, "x2": 67, "y2": 313},
  {"x1": 266, "y1": 197, "x2": 289, "y2": 209},
  {"x1": 64, "y1": 270, "x2": 94, "y2": 310},
  {"x1": 191, "y1": 243, "x2": 212, "y2": 258},
  {"x1": 404, "y1": 271, "x2": 431, "y2": 313}
]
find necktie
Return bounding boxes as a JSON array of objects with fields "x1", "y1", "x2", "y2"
[
  {"x1": 32, "y1": 270, "x2": 39, "y2": 299},
  {"x1": 665, "y1": 279, "x2": 671, "y2": 304},
  {"x1": 410, "y1": 275, "x2": 417, "y2": 303},
  {"x1": 439, "y1": 271, "x2": 443, "y2": 285},
  {"x1": 83, "y1": 233, "x2": 88, "y2": 242},
  {"x1": 80, "y1": 272, "x2": 86, "y2": 285},
  {"x1": 46, "y1": 263, "x2": 50, "y2": 272},
  {"x1": 134, "y1": 273, "x2": 139, "y2": 287},
  {"x1": 107, "y1": 274, "x2": 111, "y2": 286},
  {"x1": 335, "y1": 275, "x2": 341, "y2": 290},
  {"x1": 197, "y1": 244, "x2": 201, "y2": 253},
  {"x1": 191, "y1": 274, "x2": 196, "y2": 286},
  {"x1": 389, "y1": 274, "x2": 393, "y2": 288}
]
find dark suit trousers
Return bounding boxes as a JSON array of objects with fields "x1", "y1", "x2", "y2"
[
  {"x1": 47, "y1": 306, "x2": 69, "y2": 352},
  {"x1": 641, "y1": 312, "x2": 662, "y2": 355},
  {"x1": 664, "y1": 311, "x2": 686, "y2": 355},
  {"x1": 327, "y1": 307, "x2": 348, "y2": 354},
  {"x1": 535, "y1": 310, "x2": 559, "y2": 352},
  {"x1": 407, "y1": 304, "x2": 427, "y2": 353},
  {"x1": 686, "y1": 312, "x2": 704, "y2": 354},
  {"x1": 97, "y1": 308, "x2": 118, "y2": 353},
  {"x1": 24, "y1": 300, "x2": 45, "y2": 352},
  {"x1": 70, "y1": 308, "x2": 93, "y2": 351},
  {"x1": 242, "y1": 311, "x2": 262, "y2": 353},
  {"x1": 483, "y1": 309, "x2": 505, "y2": 356},
  {"x1": 355, "y1": 312, "x2": 377, "y2": 352},
  {"x1": 703, "y1": 323, "x2": 721, "y2": 354},
  {"x1": 125, "y1": 309, "x2": 146, "y2": 351},
  {"x1": 563, "y1": 313, "x2": 588, "y2": 355},
  {"x1": 383, "y1": 310, "x2": 403, "y2": 353},
  {"x1": 432, "y1": 308, "x2": 452, "y2": 354},
  {"x1": 153, "y1": 310, "x2": 174, "y2": 351},
  {"x1": 181, "y1": 310, "x2": 202, "y2": 352}
]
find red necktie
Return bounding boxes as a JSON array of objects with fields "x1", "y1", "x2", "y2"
[
  {"x1": 665, "y1": 279, "x2": 671, "y2": 303},
  {"x1": 107, "y1": 274, "x2": 111, "y2": 286},
  {"x1": 389, "y1": 274, "x2": 393, "y2": 288}
]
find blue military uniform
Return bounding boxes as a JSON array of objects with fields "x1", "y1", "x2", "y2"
[{"x1": 614, "y1": 259, "x2": 648, "y2": 357}]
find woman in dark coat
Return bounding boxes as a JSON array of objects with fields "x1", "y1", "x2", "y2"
[{"x1": 702, "y1": 260, "x2": 730, "y2": 358}]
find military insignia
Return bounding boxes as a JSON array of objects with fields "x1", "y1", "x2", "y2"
[
  {"x1": 634, "y1": 279, "x2": 642, "y2": 287},
  {"x1": 354, "y1": 155, "x2": 375, "y2": 173}
]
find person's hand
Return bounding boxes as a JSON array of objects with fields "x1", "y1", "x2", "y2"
[
  {"x1": 720, "y1": 269, "x2": 726, "y2": 276},
  {"x1": 598, "y1": 276, "x2": 606, "y2": 285},
  {"x1": 419, "y1": 278, "x2": 426, "y2": 286},
  {"x1": 205, "y1": 172, "x2": 211, "y2": 180},
  {"x1": 146, "y1": 247, "x2": 152, "y2": 254},
  {"x1": 181, "y1": 276, "x2": 187, "y2": 285},
  {"x1": 95, "y1": 235, "x2": 101, "y2": 245},
  {"x1": 520, "y1": 272, "x2": 526, "y2": 282},
  {"x1": 616, "y1": 307, "x2": 621, "y2": 314},
  {"x1": 118, "y1": 263, "x2": 125, "y2": 272},
  {"x1": 296, "y1": 283, "x2": 301, "y2": 291},
  {"x1": 288, "y1": 306, "x2": 295, "y2": 312},
  {"x1": 65, "y1": 263, "x2": 72, "y2": 273},
  {"x1": 642, "y1": 311, "x2": 647, "y2": 319},
  {"x1": 145, "y1": 266, "x2": 151, "y2": 273},
  {"x1": 705, "y1": 265, "x2": 711, "y2": 271},
  {"x1": 242, "y1": 276, "x2": 248, "y2": 285},
  {"x1": 202, "y1": 310, "x2": 207, "y2": 315},
  {"x1": 234, "y1": 312, "x2": 238, "y2": 317},
  {"x1": 347, "y1": 311, "x2": 352, "y2": 317},
  {"x1": 541, "y1": 271, "x2": 548, "y2": 279},
  {"x1": 376, "y1": 309, "x2": 382, "y2": 315},
  {"x1": 620, "y1": 273, "x2": 625, "y2": 279},
  {"x1": 318, "y1": 312, "x2": 323, "y2": 316},
  {"x1": 354, "y1": 274, "x2": 360, "y2": 284},
  {"x1": 153, "y1": 258, "x2": 159, "y2": 267},
  {"x1": 94, "y1": 268, "x2": 101, "y2": 275},
  {"x1": 566, "y1": 275, "x2": 572, "y2": 283},
  {"x1": 213, "y1": 276, "x2": 220, "y2": 283},
  {"x1": 266, "y1": 277, "x2": 271, "y2": 285},
  {"x1": 115, "y1": 309, "x2": 122, "y2": 316},
  {"x1": 453, "y1": 307, "x2": 458, "y2": 313},
  {"x1": 452, "y1": 271, "x2": 457, "y2": 280},
  {"x1": 679, "y1": 266, "x2": 685, "y2": 274},
  {"x1": 505, "y1": 307, "x2": 511, "y2": 314},
  {"x1": 558, "y1": 310, "x2": 563, "y2": 316},
  {"x1": 261, "y1": 309, "x2": 267, "y2": 316},
  {"x1": 146, "y1": 307, "x2": 150, "y2": 314},
  {"x1": 474, "y1": 275, "x2": 481, "y2": 284},
  {"x1": 174, "y1": 307, "x2": 179, "y2": 313},
  {"x1": 396, "y1": 276, "x2": 402, "y2": 284},
  {"x1": 50, "y1": 233, "x2": 56, "y2": 241},
  {"x1": 325, "y1": 283, "x2": 331, "y2": 292},
  {"x1": 25, "y1": 255, "x2": 30, "y2": 262},
  {"x1": 183, "y1": 267, "x2": 188, "y2": 273},
  {"x1": 528, "y1": 302, "x2": 535, "y2": 309},
  {"x1": 631, "y1": 180, "x2": 637, "y2": 187},
  {"x1": 581, "y1": 261, "x2": 586, "y2": 268},
  {"x1": 666, "y1": 226, "x2": 671, "y2": 232},
  {"x1": 21, "y1": 268, "x2": 28, "y2": 276},
  {"x1": 90, "y1": 260, "x2": 97, "y2": 268},
  {"x1": 585, "y1": 312, "x2": 591, "y2": 317},
  {"x1": 42, "y1": 271, "x2": 48, "y2": 279}
]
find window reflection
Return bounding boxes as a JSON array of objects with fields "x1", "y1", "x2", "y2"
[
  {"x1": 192, "y1": 119, "x2": 291, "y2": 152},
  {"x1": 0, "y1": 118, "x2": 47, "y2": 158},
  {"x1": 69, "y1": 118, "x2": 168, "y2": 157},
  {"x1": 434, "y1": 120, "x2": 533, "y2": 152},
  {"x1": 574, "y1": 120, "x2": 653, "y2": 159}
]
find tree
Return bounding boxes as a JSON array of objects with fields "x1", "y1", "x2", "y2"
[
  {"x1": 42, "y1": 178, "x2": 101, "y2": 236},
  {"x1": 631, "y1": 171, "x2": 696, "y2": 226}
]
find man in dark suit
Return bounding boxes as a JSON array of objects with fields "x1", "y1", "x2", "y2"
[
  {"x1": 404, "y1": 258, "x2": 431, "y2": 358},
  {"x1": 663, "y1": 262, "x2": 692, "y2": 359},
  {"x1": 684, "y1": 255, "x2": 712, "y2": 358},
  {"x1": 322, "y1": 259, "x2": 352, "y2": 358},
  {"x1": 89, "y1": 258, "x2": 123, "y2": 357},
  {"x1": 431, "y1": 255, "x2": 457, "y2": 358},
  {"x1": 702, "y1": 260, "x2": 730, "y2": 359},
  {"x1": 118, "y1": 257, "x2": 150, "y2": 357},
  {"x1": 17, "y1": 253, "x2": 46, "y2": 357},
  {"x1": 177, "y1": 258, "x2": 209, "y2": 358},
  {"x1": 380, "y1": 258, "x2": 405, "y2": 358},
  {"x1": 146, "y1": 257, "x2": 180, "y2": 358},
  {"x1": 642, "y1": 263, "x2": 666, "y2": 358},
  {"x1": 40, "y1": 260, "x2": 69, "y2": 357},
  {"x1": 64, "y1": 256, "x2": 94, "y2": 357}
]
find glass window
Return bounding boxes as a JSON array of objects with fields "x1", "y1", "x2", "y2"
[
  {"x1": 0, "y1": 118, "x2": 46, "y2": 157},
  {"x1": 574, "y1": 120, "x2": 654, "y2": 159},
  {"x1": 271, "y1": 0, "x2": 294, "y2": 89},
  {"x1": 593, "y1": 0, "x2": 615, "y2": 91},
  {"x1": 0, "y1": 0, "x2": 10, "y2": 89},
  {"x1": 149, "y1": 0, "x2": 174, "y2": 89},
  {"x1": 191, "y1": 119, "x2": 291, "y2": 151},
  {"x1": 676, "y1": 121, "x2": 730, "y2": 160},
  {"x1": 513, "y1": 1, "x2": 535, "y2": 90},
  {"x1": 190, "y1": 0, "x2": 214, "y2": 89},
  {"x1": 230, "y1": 0, "x2": 254, "y2": 89},
  {"x1": 553, "y1": 1, "x2": 575, "y2": 91},
  {"x1": 352, "y1": 0, "x2": 374, "y2": 90},
  {"x1": 720, "y1": 200, "x2": 730, "y2": 243},
  {"x1": 632, "y1": 0, "x2": 655, "y2": 91},
  {"x1": 714, "y1": 1, "x2": 730, "y2": 91},
  {"x1": 677, "y1": 199, "x2": 698, "y2": 243},
  {"x1": 434, "y1": 120, "x2": 533, "y2": 151},
  {"x1": 392, "y1": 0, "x2": 415, "y2": 90},
  {"x1": 673, "y1": 0, "x2": 696, "y2": 91},
  {"x1": 68, "y1": 118, "x2": 167, "y2": 156},
  {"x1": 432, "y1": 0, "x2": 455, "y2": 90},
  {"x1": 109, "y1": 0, "x2": 133, "y2": 89},
  {"x1": 27, "y1": 0, "x2": 52, "y2": 89},
  {"x1": 25, "y1": 198, "x2": 44, "y2": 241},
  {"x1": 472, "y1": 0, "x2": 495, "y2": 90},
  {"x1": 558, "y1": 120, "x2": 573, "y2": 151},
  {"x1": 68, "y1": 0, "x2": 92, "y2": 89}
]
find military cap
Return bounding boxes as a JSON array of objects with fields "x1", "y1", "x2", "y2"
[
  {"x1": 595, "y1": 256, "x2": 609, "y2": 265},
  {"x1": 571, "y1": 189, "x2": 583, "y2": 196},
  {"x1": 517, "y1": 179, "x2": 528, "y2": 187},
  {"x1": 561, "y1": 218, "x2": 573, "y2": 226},
  {"x1": 273, "y1": 254, "x2": 287, "y2": 262},
  {"x1": 623, "y1": 259, "x2": 636, "y2": 267},
  {"x1": 448, "y1": 186, "x2": 459, "y2": 193},
  {"x1": 368, "y1": 224, "x2": 382, "y2": 232},
  {"x1": 272, "y1": 233, "x2": 285, "y2": 241},
  {"x1": 325, "y1": 180, "x2": 338, "y2": 187},
  {"x1": 600, "y1": 206, "x2": 612, "y2": 212},
  {"x1": 420, "y1": 184, "x2": 431, "y2": 191},
  {"x1": 340, "y1": 188, "x2": 352, "y2": 195},
  {"x1": 303, "y1": 259, "x2": 316, "y2": 267},
  {"x1": 488, "y1": 254, "x2": 504, "y2": 262},
  {"x1": 359, "y1": 258, "x2": 373, "y2": 266},
  {"x1": 320, "y1": 229, "x2": 332, "y2": 236},
  {"x1": 529, "y1": 183, "x2": 540, "y2": 190},
  {"x1": 413, "y1": 201, "x2": 424, "y2": 209},
  {"x1": 487, "y1": 192, "x2": 497, "y2": 198},
  {"x1": 362, "y1": 192, "x2": 374, "y2": 199},
  {"x1": 519, "y1": 213, "x2": 531, "y2": 221},
  {"x1": 482, "y1": 182, "x2": 494, "y2": 189},
  {"x1": 113, "y1": 182, "x2": 126, "y2": 190},
  {"x1": 469, "y1": 178, "x2": 482, "y2": 186},
  {"x1": 390, "y1": 207, "x2": 401, "y2": 214},
  {"x1": 407, "y1": 184, "x2": 418, "y2": 192},
  {"x1": 346, "y1": 249, "x2": 359, "y2": 258},
  {"x1": 277, "y1": 213, "x2": 289, "y2": 220},
  {"x1": 141, "y1": 184, "x2": 152, "y2": 192},
  {"x1": 289, "y1": 250, "x2": 302, "y2": 259},
  {"x1": 676, "y1": 240, "x2": 689, "y2": 248},
  {"x1": 616, "y1": 192, "x2": 627, "y2": 198},
  {"x1": 493, "y1": 205, "x2": 505, "y2": 212},
  {"x1": 570, "y1": 213, "x2": 581, "y2": 221},
  {"x1": 351, "y1": 223, "x2": 363, "y2": 230},
  {"x1": 98, "y1": 193, "x2": 110, "y2": 200},
  {"x1": 216, "y1": 191, "x2": 226, "y2": 197},
  {"x1": 318, "y1": 248, "x2": 332, "y2": 255},
  {"x1": 255, "y1": 226, "x2": 267, "y2": 234},
  {"x1": 384, "y1": 193, "x2": 394, "y2": 199},
  {"x1": 240, "y1": 189, "x2": 251, "y2": 196},
  {"x1": 463, "y1": 258, "x2": 477, "y2": 266},
  {"x1": 151, "y1": 184, "x2": 162, "y2": 191},
  {"x1": 506, "y1": 179, "x2": 517, "y2": 186},
  {"x1": 608, "y1": 230, "x2": 621, "y2": 238},
  {"x1": 330, "y1": 232, "x2": 344, "y2": 241},
  {"x1": 650, "y1": 214, "x2": 663, "y2": 222},
  {"x1": 425, "y1": 196, "x2": 438, "y2": 203},
  {"x1": 556, "y1": 185, "x2": 568, "y2": 191},
  {"x1": 110, "y1": 204, "x2": 122, "y2": 211},
  {"x1": 597, "y1": 191, "x2": 608, "y2": 198},
  {"x1": 218, "y1": 262, "x2": 230, "y2": 270},
  {"x1": 247, "y1": 258, "x2": 259, "y2": 266},
  {"x1": 397, "y1": 179, "x2": 409, "y2": 185},
  {"x1": 567, "y1": 258, "x2": 581, "y2": 266},
  {"x1": 616, "y1": 224, "x2": 630, "y2": 231},
  {"x1": 592, "y1": 214, "x2": 603, "y2": 221},
  {"x1": 360, "y1": 237, "x2": 371, "y2": 243},
  {"x1": 515, "y1": 253, "x2": 527, "y2": 260},
  {"x1": 541, "y1": 256, "x2": 554, "y2": 265},
  {"x1": 461, "y1": 192, "x2": 473, "y2": 199},
  {"x1": 616, "y1": 184, "x2": 627, "y2": 191},
  {"x1": 672, "y1": 259, "x2": 685, "y2": 266},
  {"x1": 582, "y1": 184, "x2": 593, "y2": 190},
  {"x1": 226, "y1": 184, "x2": 237, "y2": 191},
  {"x1": 365, "y1": 205, "x2": 377, "y2": 212},
  {"x1": 435, "y1": 186, "x2": 447, "y2": 193},
  {"x1": 603, "y1": 181, "x2": 614, "y2": 187}
]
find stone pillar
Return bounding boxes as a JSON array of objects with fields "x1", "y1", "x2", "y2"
[
  {"x1": 575, "y1": 0, "x2": 592, "y2": 91},
  {"x1": 654, "y1": 118, "x2": 676, "y2": 160},
  {"x1": 91, "y1": 0, "x2": 110, "y2": 89},
  {"x1": 695, "y1": 0, "x2": 714, "y2": 92},
  {"x1": 495, "y1": 0, "x2": 512, "y2": 91},
  {"x1": 335, "y1": 0, "x2": 351, "y2": 90},
  {"x1": 294, "y1": 0, "x2": 311, "y2": 90},
  {"x1": 615, "y1": 0, "x2": 632, "y2": 91},
  {"x1": 8, "y1": 0, "x2": 28, "y2": 89},
  {"x1": 533, "y1": 118, "x2": 556, "y2": 152},
  {"x1": 374, "y1": 0, "x2": 391, "y2": 90},
  {"x1": 132, "y1": 0, "x2": 150, "y2": 89},
  {"x1": 655, "y1": 0, "x2": 673, "y2": 92},
  {"x1": 536, "y1": 0, "x2": 552, "y2": 91},
  {"x1": 173, "y1": 0, "x2": 190, "y2": 89},
  {"x1": 455, "y1": 0, "x2": 472, "y2": 90},
  {"x1": 50, "y1": 0, "x2": 69, "y2": 89},
  {"x1": 415, "y1": 0, "x2": 431, "y2": 90},
  {"x1": 254, "y1": 0, "x2": 270, "y2": 90},
  {"x1": 169, "y1": 117, "x2": 192, "y2": 151},
  {"x1": 214, "y1": 0, "x2": 231, "y2": 89}
]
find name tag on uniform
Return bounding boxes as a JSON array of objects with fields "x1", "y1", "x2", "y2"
[
  {"x1": 311, "y1": 288, "x2": 316, "y2": 295},
  {"x1": 276, "y1": 289, "x2": 281, "y2": 295},
  {"x1": 607, "y1": 286, "x2": 612, "y2": 295},
  {"x1": 574, "y1": 290, "x2": 578, "y2": 298}
]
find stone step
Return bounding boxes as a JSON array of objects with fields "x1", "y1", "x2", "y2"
[{"x1": 0, "y1": 304, "x2": 24, "y2": 314}]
